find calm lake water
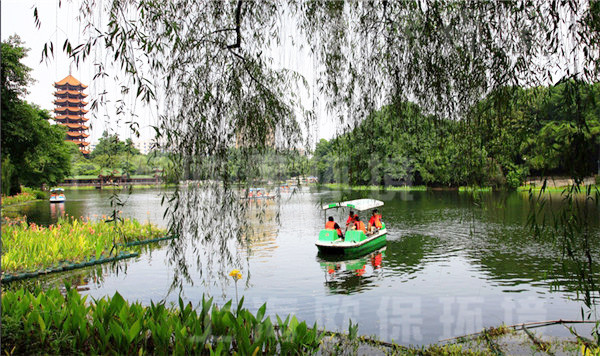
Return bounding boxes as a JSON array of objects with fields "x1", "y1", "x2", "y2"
[{"x1": 7, "y1": 187, "x2": 600, "y2": 345}]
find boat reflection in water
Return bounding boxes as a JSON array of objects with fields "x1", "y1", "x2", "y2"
[
  {"x1": 49, "y1": 202, "x2": 66, "y2": 220},
  {"x1": 317, "y1": 247, "x2": 386, "y2": 294}
]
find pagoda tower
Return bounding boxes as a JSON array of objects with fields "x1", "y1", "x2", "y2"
[{"x1": 53, "y1": 75, "x2": 90, "y2": 155}]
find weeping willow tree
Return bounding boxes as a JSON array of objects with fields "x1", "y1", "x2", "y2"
[{"x1": 37, "y1": 1, "x2": 600, "y2": 293}]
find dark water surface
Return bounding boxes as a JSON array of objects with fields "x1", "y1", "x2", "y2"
[{"x1": 10, "y1": 187, "x2": 600, "y2": 345}]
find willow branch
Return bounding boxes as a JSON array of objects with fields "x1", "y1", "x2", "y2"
[{"x1": 227, "y1": 0, "x2": 243, "y2": 50}]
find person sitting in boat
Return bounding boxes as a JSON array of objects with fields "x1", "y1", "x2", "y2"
[
  {"x1": 368, "y1": 209, "x2": 383, "y2": 233},
  {"x1": 353, "y1": 216, "x2": 367, "y2": 233},
  {"x1": 325, "y1": 216, "x2": 343, "y2": 239},
  {"x1": 345, "y1": 211, "x2": 357, "y2": 228}
]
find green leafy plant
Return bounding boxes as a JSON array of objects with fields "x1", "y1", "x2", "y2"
[
  {"x1": 1, "y1": 287, "x2": 324, "y2": 355},
  {"x1": 1, "y1": 215, "x2": 165, "y2": 274}
]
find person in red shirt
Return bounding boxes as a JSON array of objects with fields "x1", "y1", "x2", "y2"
[
  {"x1": 325, "y1": 216, "x2": 343, "y2": 239},
  {"x1": 345, "y1": 211, "x2": 357, "y2": 228},
  {"x1": 368, "y1": 209, "x2": 383, "y2": 233}
]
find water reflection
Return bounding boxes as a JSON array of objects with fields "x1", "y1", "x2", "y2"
[
  {"x1": 317, "y1": 248, "x2": 386, "y2": 294},
  {"x1": 164, "y1": 183, "x2": 290, "y2": 293},
  {"x1": 49, "y1": 202, "x2": 66, "y2": 220},
  {"x1": 6, "y1": 187, "x2": 600, "y2": 343},
  {"x1": 5, "y1": 259, "x2": 123, "y2": 292},
  {"x1": 241, "y1": 199, "x2": 279, "y2": 259}
]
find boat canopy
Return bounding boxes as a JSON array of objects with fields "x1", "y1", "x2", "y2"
[
  {"x1": 321, "y1": 199, "x2": 384, "y2": 211},
  {"x1": 50, "y1": 188, "x2": 65, "y2": 193}
]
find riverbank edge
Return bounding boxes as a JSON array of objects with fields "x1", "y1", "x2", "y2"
[
  {"x1": 2, "y1": 287, "x2": 596, "y2": 355},
  {"x1": 319, "y1": 182, "x2": 599, "y2": 193},
  {"x1": 56, "y1": 183, "x2": 177, "y2": 190}
]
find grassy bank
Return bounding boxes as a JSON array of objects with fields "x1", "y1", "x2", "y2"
[
  {"x1": 517, "y1": 184, "x2": 599, "y2": 193},
  {"x1": 458, "y1": 186, "x2": 492, "y2": 192},
  {"x1": 1, "y1": 216, "x2": 164, "y2": 274},
  {"x1": 57, "y1": 184, "x2": 176, "y2": 190},
  {"x1": 1, "y1": 287, "x2": 323, "y2": 355},
  {"x1": 321, "y1": 182, "x2": 599, "y2": 194},
  {"x1": 322, "y1": 183, "x2": 428, "y2": 191}
]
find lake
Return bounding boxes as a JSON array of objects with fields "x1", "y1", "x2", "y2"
[{"x1": 7, "y1": 186, "x2": 600, "y2": 345}]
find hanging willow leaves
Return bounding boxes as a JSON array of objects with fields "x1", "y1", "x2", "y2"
[{"x1": 37, "y1": 0, "x2": 600, "y2": 288}]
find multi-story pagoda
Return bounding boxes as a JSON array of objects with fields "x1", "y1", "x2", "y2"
[{"x1": 53, "y1": 75, "x2": 90, "y2": 155}]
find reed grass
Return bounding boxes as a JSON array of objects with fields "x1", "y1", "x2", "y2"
[{"x1": 1, "y1": 216, "x2": 165, "y2": 273}]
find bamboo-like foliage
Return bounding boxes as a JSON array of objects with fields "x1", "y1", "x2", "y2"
[
  {"x1": 1, "y1": 216, "x2": 164, "y2": 273},
  {"x1": 1, "y1": 287, "x2": 323, "y2": 355}
]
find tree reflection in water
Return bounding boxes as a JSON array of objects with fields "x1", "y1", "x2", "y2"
[
  {"x1": 528, "y1": 183, "x2": 600, "y2": 334},
  {"x1": 164, "y1": 182, "x2": 287, "y2": 295}
]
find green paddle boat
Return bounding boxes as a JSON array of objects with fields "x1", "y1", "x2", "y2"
[{"x1": 315, "y1": 199, "x2": 387, "y2": 255}]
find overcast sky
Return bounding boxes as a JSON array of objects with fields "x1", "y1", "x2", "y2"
[
  {"x1": 1, "y1": 0, "x2": 166, "y2": 145},
  {"x1": 1, "y1": 0, "x2": 336, "y2": 147}
]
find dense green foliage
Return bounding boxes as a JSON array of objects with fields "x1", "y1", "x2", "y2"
[
  {"x1": 71, "y1": 131, "x2": 169, "y2": 177},
  {"x1": 2, "y1": 216, "x2": 164, "y2": 273},
  {"x1": 2, "y1": 287, "x2": 323, "y2": 355},
  {"x1": 226, "y1": 148, "x2": 310, "y2": 183},
  {"x1": 312, "y1": 82, "x2": 600, "y2": 189},
  {"x1": 1, "y1": 36, "x2": 72, "y2": 194}
]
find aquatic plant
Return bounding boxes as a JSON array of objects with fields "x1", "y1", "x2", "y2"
[
  {"x1": 1, "y1": 287, "x2": 323, "y2": 355},
  {"x1": 1, "y1": 216, "x2": 164, "y2": 273}
]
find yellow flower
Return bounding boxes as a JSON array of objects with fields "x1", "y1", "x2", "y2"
[{"x1": 229, "y1": 269, "x2": 242, "y2": 280}]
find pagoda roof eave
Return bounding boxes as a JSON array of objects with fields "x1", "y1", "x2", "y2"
[
  {"x1": 54, "y1": 108, "x2": 89, "y2": 114},
  {"x1": 54, "y1": 75, "x2": 88, "y2": 88},
  {"x1": 54, "y1": 90, "x2": 88, "y2": 97},
  {"x1": 54, "y1": 98, "x2": 88, "y2": 105}
]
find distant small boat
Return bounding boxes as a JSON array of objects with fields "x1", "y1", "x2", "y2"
[
  {"x1": 244, "y1": 188, "x2": 274, "y2": 200},
  {"x1": 49, "y1": 188, "x2": 66, "y2": 203}
]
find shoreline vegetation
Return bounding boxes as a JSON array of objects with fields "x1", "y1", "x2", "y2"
[
  {"x1": 1, "y1": 215, "x2": 165, "y2": 275},
  {"x1": 1, "y1": 187, "x2": 45, "y2": 206},
  {"x1": 2, "y1": 287, "x2": 595, "y2": 355},
  {"x1": 56, "y1": 183, "x2": 177, "y2": 190},
  {"x1": 320, "y1": 182, "x2": 599, "y2": 193}
]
